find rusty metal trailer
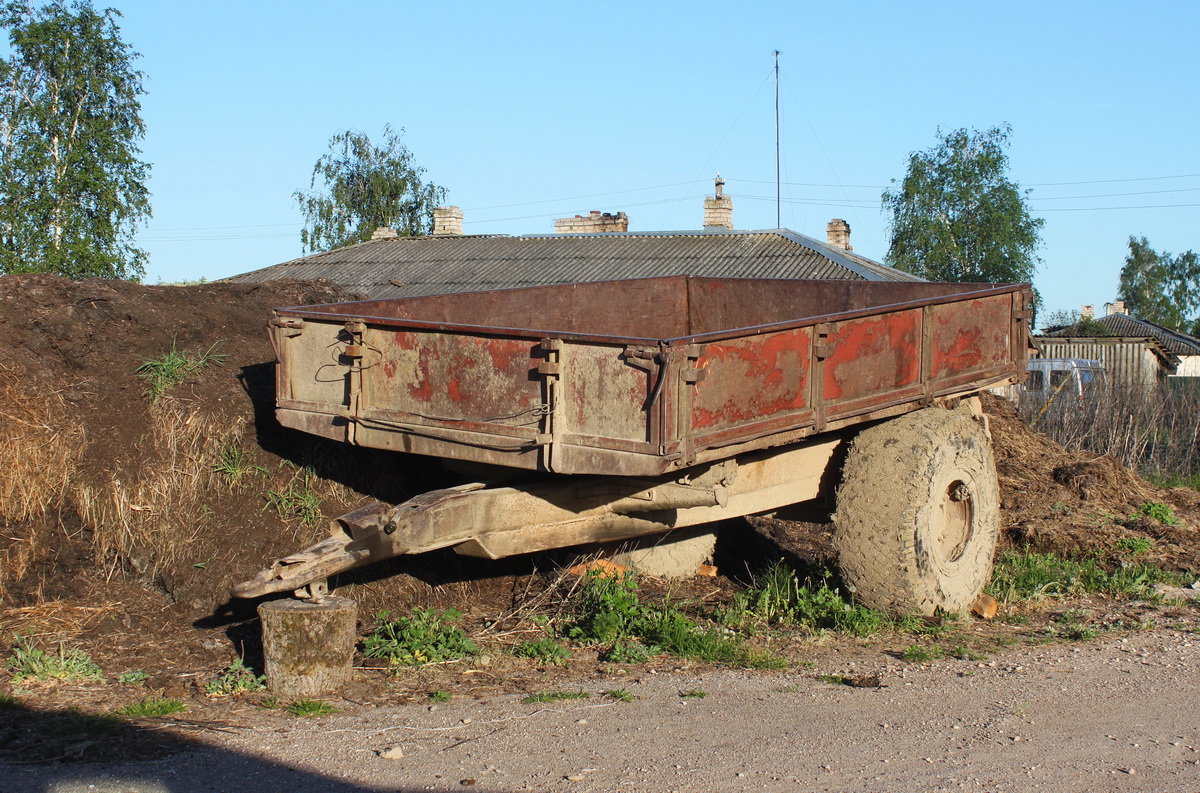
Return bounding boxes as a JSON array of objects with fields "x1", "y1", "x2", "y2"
[{"x1": 236, "y1": 275, "x2": 1032, "y2": 615}]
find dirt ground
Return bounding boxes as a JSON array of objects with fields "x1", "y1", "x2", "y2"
[{"x1": 1, "y1": 274, "x2": 1199, "y2": 789}]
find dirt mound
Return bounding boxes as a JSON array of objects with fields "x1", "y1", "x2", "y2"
[{"x1": 982, "y1": 392, "x2": 1200, "y2": 571}]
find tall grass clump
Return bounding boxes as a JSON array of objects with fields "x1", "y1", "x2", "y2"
[
  {"x1": 986, "y1": 547, "x2": 1187, "y2": 603},
  {"x1": 724, "y1": 561, "x2": 888, "y2": 637},
  {"x1": 135, "y1": 340, "x2": 225, "y2": 403},
  {"x1": 1022, "y1": 383, "x2": 1200, "y2": 479}
]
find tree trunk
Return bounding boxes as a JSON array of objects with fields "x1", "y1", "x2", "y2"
[{"x1": 259, "y1": 596, "x2": 357, "y2": 698}]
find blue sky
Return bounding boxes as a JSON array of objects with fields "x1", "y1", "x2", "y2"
[{"x1": 103, "y1": 0, "x2": 1198, "y2": 317}]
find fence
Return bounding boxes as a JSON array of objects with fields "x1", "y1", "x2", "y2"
[{"x1": 1020, "y1": 383, "x2": 1200, "y2": 478}]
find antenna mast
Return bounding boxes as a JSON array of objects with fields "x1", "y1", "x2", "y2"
[{"x1": 773, "y1": 50, "x2": 781, "y2": 228}]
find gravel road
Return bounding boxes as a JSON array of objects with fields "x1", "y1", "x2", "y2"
[{"x1": 6, "y1": 627, "x2": 1200, "y2": 793}]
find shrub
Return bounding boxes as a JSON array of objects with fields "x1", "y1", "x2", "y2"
[{"x1": 363, "y1": 608, "x2": 477, "y2": 667}]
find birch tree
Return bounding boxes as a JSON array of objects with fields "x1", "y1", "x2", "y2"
[{"x1": 0, "y1": 1, "x2": 150, "y2": 279}]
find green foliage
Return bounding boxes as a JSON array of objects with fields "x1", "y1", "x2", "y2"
[
  {"x1": 7, "y1": 636, "x2": 102, "y2": 683},
  {"x1": 1118, "y1": 236, "x2": 1200, "y2": 335},
  {"x1": 901, "y1": 644, "x2": 944, "y2": 663},
  {"x1": 428, "y1": 690, "x2": 451, "y2": 703},
  {"x1": 286, "y1": 698, "x2": 338, "y2": 717},
  {"x1": 294, "y1": 124, "x2": 447, "y2": 253},
  {"x1": 724, "y1": 561, "x2": 887, "y2": 637},
  {"x1": 1111, "y1": 537, "x2": 1154, "y2": 557},
  {"x1": 603, "y1": 688, "x2": 635, "y2": 702},
  {"x1": 264, "y1": 467, "x2": 323, "y2": 527},
  {"x1": 116, "y1": 669, "x2": 148, "y2": 685},
  {"x1": 566, "y1": 571, "x2": 779, "y2": 668},
  {"x1": 600, "y1": 639, "x2": 653, "y2": 664},
  {"x1": 1039, "y1": 309, "x2": 1112, "y2": 337},
  {"x1": 986, "y1": 549, "x2": 1185, "y2": 602},
  {"x1": 513, "y1": 637, "x2": 570, "y2": 666},
  {"x1": 205, "y1": 658, "x2": 266, "y2": 696},
  {"x1": 679, "y1": 688, "x2": 707, "y2": 699},
  {"x1": 363, "y1": 608, "x2": 477, "y2": 667},
  {"x1": 116, "y1": 697, "x2": 185, "y2": 717},
  {"x1": 883, "y1": 124, "x2": 1043, "y2": 286},
  {"x1": 522, "y1": 689, "x2": 590, "y2": 703},
  {"x1": 1046, "y1": 610, "x2": 1100, "y2": 641},
  {"x1": 1138, "y1": 502, "x2": 1178, "y2": 525},
  {"x1": 212, "y1": 443, "x2": 267, "y2": 489},
  {"x1": 135, "y1": 340, "x2": 226, "y2": 403},
  {"x1": 0, "y1": 0, "x2": 151, "y2": 279}
]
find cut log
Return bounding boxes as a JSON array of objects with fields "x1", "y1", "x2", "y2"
[{"x1": 259, "y1": 596, "x2": 357, "y2": 697}]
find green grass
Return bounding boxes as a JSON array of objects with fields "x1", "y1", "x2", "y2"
[
  {"x1": 1145, "y1": 472, "x2": 1200, "y2": 491},
  {"x1": 901, "y1": 644, "x2": 945, "y2": 663},
  {"x1": 205, "y1": 659, "x2": 266, "y2": 696},
  {"x1": 986, "y1": 549, "x2": 1187, "y2": 602},
  {"x1": 116, "y1": 697, "x2": 186, "y2": 717},
  {"x1": 117, "y1": 670, "x2": 149, "y2": 686},
  {"x1": 1046, "y1": 609, "x2": 1101, "y2": 641},
  {"x1": 679, "y1": 688, "x2": 707, "y2": 699},
  {"x1": 363, "y1": 608, "x2": 477, "y2": 667},
  {"x1": 513, "y1": 637, "x2": 570, "y2": 666},
  {"x1": 264, "y1": 467, "x2": 324, "y2": 527},
  {"x1": 212, "y1": 443, "x2": 267, "y2": 489},
  {"x1": 1138, "y1": 502, "x2": 1178, "y2": 525},
  {"x1": 603, "y1": 688, "x2": 636, "y2": 702},
  {"x1": 286, "y1": 698, "x2": 338, "y2": 717},
  {"x1": 428, "y1": 690, "x2": 452, "y2": 703},
  {"x1": 565, "y1": 570, "x2": 783, "y2": 669},
  {"x1": 7, "y1": 636, "x2": 103, "y2": 683},
  {"x1": 522, "y1": 689, "x2": 590, "y2": 703},
  {"x1": 136, "y1": 340, "x2": 225, "y2": 403},
  {"x1": 722, "y1": 561, "x2": 889, "y2": 637}
]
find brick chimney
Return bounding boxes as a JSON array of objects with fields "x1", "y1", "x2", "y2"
[
  {"x1": 703, "y1": 174, "x2": 733, "y2": 230},
  {"x1": 1106, "y1": 300, "x2": 1127, "y2": 316},
  {"x1": 370, "y1": 227, "x2": 399, "y2": 240},
  {"x1": 1080, "y1": 304, "x2": 1095, "y2": 321},
  {"x1": 432, "y1": 206, "x2": 464, "y2": 236},
  {"x1": 553, "y1": 210, "x2": 629, "y2": 234},
  {"x1": 826, "y1": 218, "x2": 853, "y2": 251}
]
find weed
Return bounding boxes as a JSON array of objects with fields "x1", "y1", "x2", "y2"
[
  {"x1": 428, "y1": 690, "x2": 452, "y2": 703},
  {"x1": 603, "y1": 688, "x2": 636, "y2": 702},
  {"x1": 724, "y1": 561, "x2": 887, "y2": 637},
  {"x1": 819, "y1": 674, "x2": 851, "y2": 685},
  {"x1": 117, "y1": 670, "x2": 149, "y2": 686},
  {"x1": 1047, "y1": 611, "x2": 1099, "y2": 641},
  {"x1": 205, "y1": 659, "x2": 266, "y2": 696},
  {"x1": 1138, "y1": 502, "x2": 1178, "y2": 526},
  {"x1": 212, "y1": 443, "x2": 267, "y2": 489},
  {"x1": 136, "y1": 340, "x2": 226, "y2": 403},
  {"x1": 949, "y1": 644, "x2": 986, "y2": 661},
  {"x1": 363, "y1": 608, "x2": 477, "y2": 667},
  {"x1": 986, "y1": 549, "x2": 1184, "y2": 602},
  {"x1": 523, "y1": 689, "x2": 590, "y2": 703},
  {"x1": 116, "y1": 697, "x2": 186, "y2": 717},
  {"x1": 513, "y1": 637, "x2": 570, "y2": 666},
  {"x1": 566, "y1": 570, "x2": 777, "y2": 668},
  {"x1": 258, "y1": 696, "x2": 281, "y2": 709},
  {"x1": 901, "y1": 644, "x2": 944, "y2": 663},
  {"x1": 7, "y1": 636, "x2": 103, "y2": 683},
  {"x1": 286, "y1": 698, "x2": 338, "y2": 717},
  {"x1": 264, "y1": 467, "x2": 324, "y2": 527},
  {"x1": 1111, "y1": 537, "x2": 1154, "y2": 557},
  {"x1": 679, "y1": 688, "x2": 707, "y2": 699},
  {"x1": 601, "y1": 640, "x2": 653, "y2": 664}
]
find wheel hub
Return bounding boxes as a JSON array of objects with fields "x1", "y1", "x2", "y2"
[{"x1": 937, "y1": 479, "x2": 974, "y2": 562}]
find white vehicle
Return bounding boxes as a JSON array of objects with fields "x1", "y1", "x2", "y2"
[{"x1": 1023, "y1": 358, "x2": 1106, "y2": 405}]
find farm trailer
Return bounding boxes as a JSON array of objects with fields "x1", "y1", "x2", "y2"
[{"x1": 233, "y1": 275, "x2": 1033, "y2": 615}]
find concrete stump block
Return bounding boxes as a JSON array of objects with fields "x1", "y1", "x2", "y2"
[{"x1": 259, "y1": 596, "x2": 357, "y2": 697}]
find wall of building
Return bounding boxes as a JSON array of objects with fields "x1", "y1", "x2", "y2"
[{"x1": 1035, "y1": 337, "x2": 1172, "y2": 389}]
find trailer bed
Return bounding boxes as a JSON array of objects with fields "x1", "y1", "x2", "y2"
[{"x1": 270, "y1": 276, "x2": 1031, "y2": 477}]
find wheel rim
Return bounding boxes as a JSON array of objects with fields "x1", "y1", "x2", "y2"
[{"x1": 936, "y1": 479, "x2": 974, "y2": 562}]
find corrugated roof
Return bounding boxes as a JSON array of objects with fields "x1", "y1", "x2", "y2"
[
  {"x1": 222, "y1": 228, "x2": 923, "y2": 299},
  {"x1": 1091, "y1": 313, "x2": 1200, "y2": 356}
]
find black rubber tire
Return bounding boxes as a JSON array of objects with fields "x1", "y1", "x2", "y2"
[{"x1": 832, "y1": 404, "x2": 999, "y2": 616}]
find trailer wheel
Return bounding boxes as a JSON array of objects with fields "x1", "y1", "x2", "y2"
[{"x1": 832, "y1": 403, "x2": 999, "y2": 617}]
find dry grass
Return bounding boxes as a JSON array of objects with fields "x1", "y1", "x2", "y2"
[
  {"x1": 0, "y1": 366, "x2": 85, "y2": 601},
  {"x1": 74, "y1": 397, "x2": 242, "y2": 581}
]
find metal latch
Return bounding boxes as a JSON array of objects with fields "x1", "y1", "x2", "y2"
[
  {"x1": 270, "y1": 317, "x2": 304, "y2": 338},
  {"x1": 814, "y1": 323, "x2": 833, "y2": 360}
]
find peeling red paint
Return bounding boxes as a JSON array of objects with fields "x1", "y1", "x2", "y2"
[
  {"x1": 823, "y1": 311, "x2": 920, "y2": 401},
  {"x1": 692, "y1": 327, "x2": 810, "y2": 430}
]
